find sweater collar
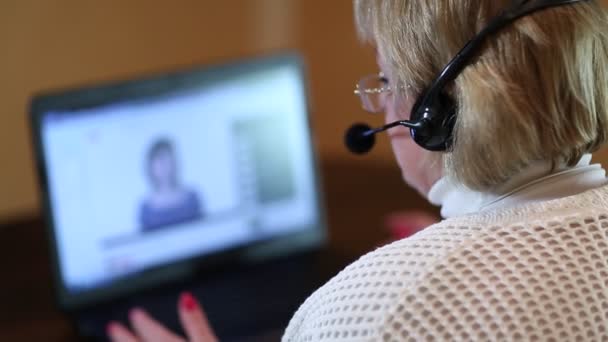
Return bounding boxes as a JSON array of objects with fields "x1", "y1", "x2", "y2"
[{"x1": 427, "y1": 154, "x2": 608, "y2": 219}]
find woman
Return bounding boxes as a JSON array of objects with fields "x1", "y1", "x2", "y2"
[
  {"x1": 109, "y1": 0, "x2": 608, "y2": 340},
  {"x1": 139, "y1": 138, "x2": 203, "y2": 232}
]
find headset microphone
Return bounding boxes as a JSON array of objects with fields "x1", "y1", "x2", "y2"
[
  {"x1": 345, "y1": 0, "x2": 589, "y2": 155},
  {"x1": 344, "y1": 119, "x2": 431, "y2": 154},
  {"x1": 344, "y1": 123, "x2": 375, "y2": 154}
]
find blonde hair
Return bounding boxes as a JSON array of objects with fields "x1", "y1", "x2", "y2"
[{"x1": 355, "y1": 0, "x2": 608, "y2": 191}]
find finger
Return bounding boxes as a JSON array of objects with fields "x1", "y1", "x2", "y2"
[
  {"x1": 178, "y1": 292, "x2": 218, "y2": 342},
  {"x1": 129, "y1": 307, "x2": 185, "y2": 342},
  {"x1": 107, "y1": 321, "x2": 139, "y2": 342}
]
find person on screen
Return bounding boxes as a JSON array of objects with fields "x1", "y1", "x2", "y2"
[
  {"x1": 139, "y1": 138, "x2": 203, "y2": 232},
  {"x1": 109, "y1": 0, "x2": 608, "y2": 341}
]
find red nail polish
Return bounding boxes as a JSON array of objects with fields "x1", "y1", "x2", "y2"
[{"x1": 180, "y1": 292, "x2": 198, "y2": 311}]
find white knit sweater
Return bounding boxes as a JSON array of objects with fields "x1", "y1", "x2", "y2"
[{"x1": 283, "y1": 167, "x2": 608, "y2": 341}]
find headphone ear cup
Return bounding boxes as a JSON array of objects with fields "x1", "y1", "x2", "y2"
[{"x1": 409, "y1": 92, "x2": 456, "y2": 151}]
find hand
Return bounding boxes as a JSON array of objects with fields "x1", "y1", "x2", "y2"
[{"x1": 107, "y1": 292, "x2": 218, "y2": 342}]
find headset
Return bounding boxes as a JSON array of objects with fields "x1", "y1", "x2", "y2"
[{"x1": 345, "y1": 0, "x2": 590, "y2": 155}]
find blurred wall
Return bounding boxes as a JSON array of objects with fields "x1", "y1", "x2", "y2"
[
  {"x1": 0, "y1": 0, "x2": 396, "y2": 222},
  {"x1": 2, "y1": 0, "x2": 608, "y2": 222}
]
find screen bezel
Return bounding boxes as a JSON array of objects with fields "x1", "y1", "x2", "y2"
[{"x1": 29, "y1": 53, "x2": 327, "y2": 311}]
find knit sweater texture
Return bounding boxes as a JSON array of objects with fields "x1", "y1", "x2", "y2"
[{"x1": 283, "y1": 184, "x2": 608, "y2": 341}]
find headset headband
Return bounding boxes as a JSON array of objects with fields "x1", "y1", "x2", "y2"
[{"x1": 421, "y1": 0, "x2": 589, "y2": 110}]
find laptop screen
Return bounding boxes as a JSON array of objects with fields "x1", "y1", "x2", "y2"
[{"x1": 31, "y1": 55, "x2": 325, "y2": 306}]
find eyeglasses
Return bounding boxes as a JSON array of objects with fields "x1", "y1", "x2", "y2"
[
  {"x1": 354, "y1": 72, "x2": 392, "y2": 113},
  {"x1": 354, "y1": 72, "x2": 411, "y2": 113}
]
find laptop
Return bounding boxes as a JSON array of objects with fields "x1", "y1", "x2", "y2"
[{"x1": 29, "y1": 53, "x2": 328, "y2": 341}]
